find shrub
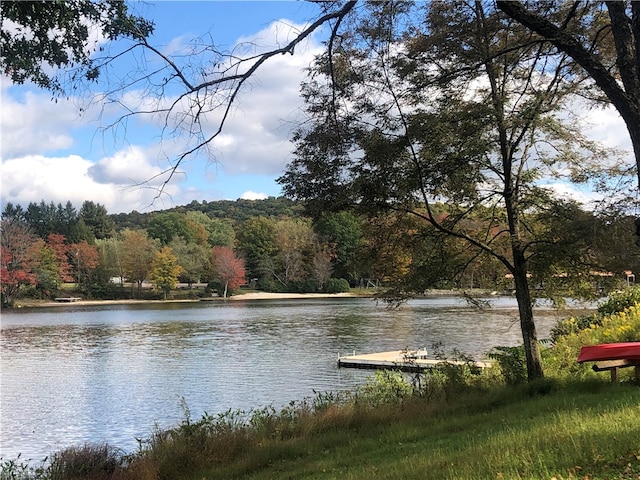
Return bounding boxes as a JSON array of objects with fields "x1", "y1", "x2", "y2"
[
  {"x1": 291, "y1": 279, "x2": 319, "y2": 293},
  {"x1": 597, "y1": 286, "x2": 640, "y2": 316},
  {"x1": 551, "y1": 286, "x2": 640, "y2": 341},
  {"x1": 487, "y1": 346, "x2": 527, "y2": 385},
  {"x1": 325, "y1": 278, "x2": 350, "y2": 294},
  {"x1": 257, "y1": 277, "x2": 281, "y2": 293},
  {"x1": 357, "y1": 370, "x2": 413, "y2": 406},
  {"x1": 47, "y1": 443, "x2": 123, "y2": 480},
  {"x1": 545, "y1": 302, "x2": 640, "y2": 380}
]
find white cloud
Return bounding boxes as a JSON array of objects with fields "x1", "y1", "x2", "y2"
[
  {"x1": 0, "y1": 151, "x2": 203, "y2": 214},
  {"x1": 240, "y1": 191, "x2": 269, "y2": 200},
  {"x1": 580, "y1": 105, "x2": 632, "y2": 152},
  {"x1": 2, "y1": 154, "x2": 111, "y2": 205},
  {"x1": 0, "y1": 84, "x2": 81, "y2": 158},
  {"x1": 543, "y1": 181, "x2": 604, "y2": 207},
  {"x1": 88, "y1": 146, "x2": 166, "y2": 184}
]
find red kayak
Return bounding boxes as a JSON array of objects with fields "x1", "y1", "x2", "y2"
[{"x1": 577, "y1": 342, "x2": 640, "y2": 362}]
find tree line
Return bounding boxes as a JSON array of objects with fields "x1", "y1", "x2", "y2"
[{"x1": 2, "y1": 197, "x2": 638, "y2": 307}]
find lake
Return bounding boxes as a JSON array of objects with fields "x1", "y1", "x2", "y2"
[{"x1": 0, "y1": 296, "x2": 583, "y2": 462}]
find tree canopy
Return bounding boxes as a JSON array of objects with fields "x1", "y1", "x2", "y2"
[
  {"x1": 1, "y1": 0, "x2": 153, "y2": 93},
  {"x1": 497, "y1": 1, "x2": 640, "y2": 212},
  {"x1": 279, "y1": 1, "x2": 629, "y2": 380}
]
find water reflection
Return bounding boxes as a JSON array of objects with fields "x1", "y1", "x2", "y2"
[{"x1": 0, "y1": 297, "x2": 585, "y2": 462}]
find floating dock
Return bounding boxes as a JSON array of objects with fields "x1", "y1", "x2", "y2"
[{"x1": 337, "y1": 350, "x2": 492, "y2": 372}]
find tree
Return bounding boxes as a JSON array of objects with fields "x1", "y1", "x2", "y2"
[
  {"x1": 182, "y1": 211, "x2": 226, "y2": 247},
  {"x1": 315, "y1": 211, "x2": 364, "y2": 283},
  {"x1": 94, "y1": 237, "x2": 126, "y2": 293},
  {"x1": 0, "y1": 218, "x2": 37, "y2": 306},
  {"x1": 79, "y1": 201, "x2": 114, "y2": 240},
  {"x1": 45, "y1": 233, "x2": 73, "y2": 283},
  {"x1": 311, "y1": 242, "x2": 334, "y2": 292},
  {"x1": 184, "y1": 219, "x2": 209, "y2": 247},
  {"x1": 169, "y1": 237, "x2": 210, "y2": 288},
  {"x1": 31, "y1": 239, "x2": 61, "y2": 297},
  {"x1": 206, "y1": 219, "x2": 236, "y2": 248},
  {"x1": 1, "y1": 0, "x2": 153, "y2": 94},
  {"x1": 497, "y1": 1, "x2": 640, "y2": 238},
  {"x1": 359, "y1": 214, "x2": 418, "y2": 289},
  {"x1": 121, "y1": 229, "x2": 157, "y2": 297},
  {"x1": 149, "y1": 246, "x2": 182, "y2": 300},
  {"x1": 70, "y1": 240, "x2": 100, "y2": 294},
  {"x1": 237, "y1": 217, "x2": 278, "y2": 281},
  {"x1": 2, "y1": 202, "x2": 25, "y2": 222},
  {"x1": 58, "y1": 201, "x2": 81, "y2": 243},
  {"x1": 147, "y1": 212, "x2": 191, "y2": 245},
  {"x1": 24, "y1": 201, "x2": 59, "y2": 239},
  {"x1": 210, "y1": 246, "x2": 246, "y2": 298},
  {"x1": 279, "y1": 2, "x2": 621, "y2": 380},
  {"x1": 274, "y1": 218, "x2": 315, "y2": 287}
]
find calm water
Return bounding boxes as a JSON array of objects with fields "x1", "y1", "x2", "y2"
[{"x1": 0, "y1": 296, "x2": 581, "y2": 462}]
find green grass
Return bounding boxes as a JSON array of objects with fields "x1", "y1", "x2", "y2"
[{"x1": 185, "y1": 382, "x2": 640, "y2": 480}]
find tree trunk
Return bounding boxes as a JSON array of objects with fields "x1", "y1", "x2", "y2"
[
  {"x1": 475, "y1": 2, "x2": 545, "y2": 381},
  {"x1": 512, "y1": 252, "x2": 544, "y2": 381},
  {"x1": 223, "y1": 281, "x2": 228, "y2": 299}
]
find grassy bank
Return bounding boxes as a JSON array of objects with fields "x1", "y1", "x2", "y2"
[
  {"x1": 5, "y1": 380, "x2": 638, "y2": 480},
  {"x1": 197, "y1": 382, "x2": 639, "y2": 480}
]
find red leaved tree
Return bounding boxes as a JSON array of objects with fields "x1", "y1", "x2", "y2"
[
  {"x1": 46, "y1": 233, "x2": 73, "y2": 283},
  {"x1": 211, "y1": 246, "x2": 246, "y2": 298},
  {"x1": 70, "y1": 240, "x2": 100, "y2": 294},
  {"x1": 0, "y1": 219, "x2": 37, "y2": 306}
]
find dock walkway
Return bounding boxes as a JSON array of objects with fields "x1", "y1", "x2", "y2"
[{"x1": 337, "y1": 350, "x2": 491, "y2": 372}]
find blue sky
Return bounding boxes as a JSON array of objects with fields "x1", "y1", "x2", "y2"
[
  {"x1": 0, "y1": 1, "x2": 634, "y2": 214},
  {"x1": 1, "y1": 1, "x2": 327, "y2": 213}
]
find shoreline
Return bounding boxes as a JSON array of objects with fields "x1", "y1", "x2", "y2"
[
  {"x1": 5, "y1": 290, "x2": 598, "y2": 311},
  {"x1": 8, "y1": 291, "x2": 361, "y2": 309}
]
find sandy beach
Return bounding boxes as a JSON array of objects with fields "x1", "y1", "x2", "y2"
[{"x1": 228, "y1": 292, "x2": 356, "y2": 301}]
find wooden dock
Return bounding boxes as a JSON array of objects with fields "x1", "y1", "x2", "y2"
[{"x1": 337, "y1": 350, "x2": 492, "y2": 372}]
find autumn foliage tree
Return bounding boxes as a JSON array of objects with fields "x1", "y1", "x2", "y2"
[
  {"x1": 45, "y1": 233, "x2": 73, "y2": 283},
  {"x1": 210, "y1": 246, "x2": 246, "y2": 298},
  {"x1": 149, "y1": 246, "x2": 182, "y2": 300},
  {"x1": 70, "y1": 240, "x2": 100, "y2": 294},
  {"x1": 121, "y1": 229, "x2": 158, "y2": 297},
  {"x1": 0, "y1": 218, "x2": 37, "y2": 306}
]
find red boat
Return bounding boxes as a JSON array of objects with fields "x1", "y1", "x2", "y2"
[{"x1": 577, "y1": 342, "x2": 640, "y2": 363}]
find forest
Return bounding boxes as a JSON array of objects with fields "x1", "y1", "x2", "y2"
[{"x1": 1, "y1": 196, "x2": 638, "y2": 308}]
